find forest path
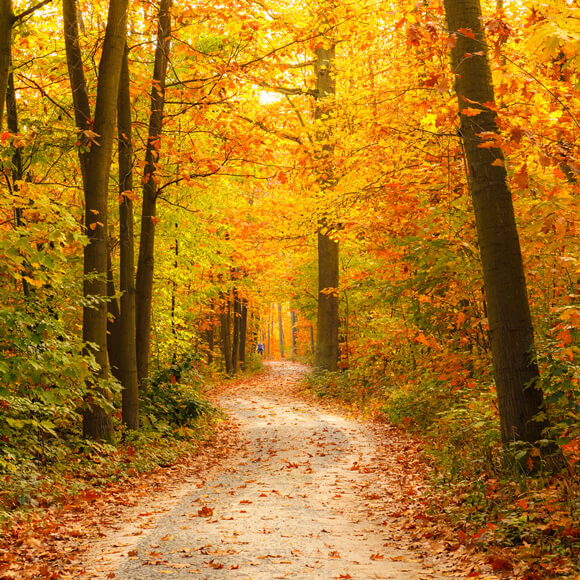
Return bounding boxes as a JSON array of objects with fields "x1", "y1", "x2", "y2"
[{"x1": 86, "y1": 361, "x2": 479, "y2": 579}]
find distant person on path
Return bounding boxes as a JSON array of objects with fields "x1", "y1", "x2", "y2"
[{"x1": 256, "y1": 342, "x2": 264, "y2": 357}]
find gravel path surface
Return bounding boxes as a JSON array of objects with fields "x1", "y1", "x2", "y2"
[{"x1": 87, "y1": 362, "x2": 458, "y2": 579}]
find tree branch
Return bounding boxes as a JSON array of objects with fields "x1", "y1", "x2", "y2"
[{"x1": 15, "y1": 0, "x2": 53, "y2": 23}]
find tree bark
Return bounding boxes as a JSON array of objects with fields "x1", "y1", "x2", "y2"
[
  {"x1": 117, "y1": 45, "x2": 139, "y2": 430},
  {"x1": 63, "y1": 0, "x2": 128, "y2": 441},
  {"x1": 239, "y1": 298, "x2": 248, "y2": 368},
  {"x1": 277, "y1": 303, "x2": 285, "y2": 358},
  {"x1": 0, "y1": 0, "x2": 13, "y2": 131},
  {"x1": 231, "y1": 288, "x2": 241, "y2": 371},
  {"x1": 290, "y1": 309, "x2": 297, "y2": 356},
  {"x1": 443, "y1": 0, "x2": 548, "y2": 443},
  {"x1": 106, "y1": 248, "x2": 121, "y2": 379},
  {"x1": 219, "y1": 292, "x2": 233, "y2": 374},
  {"x1": 6, "y1": 69, "x2": 32, "y2": 298},
  {"x1": 314, "y1": 40, "x2": 339, "y2": 371},
  {"x1": 135, "y1": 0, "x2": 172, "y2": 387}
]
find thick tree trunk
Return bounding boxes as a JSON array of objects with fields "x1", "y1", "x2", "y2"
[
  {"x1": 277, "y1": 303, "x2": 285, "y2": 358},
  {"x1": 0, "y1": 0, "x2": 12, "y2": 131},
  {"x1": 444, "y1": 0, "x2": 548, "y2": 444},
  {"x1": 314, "y1": 41, "x2": 339, "y2": 371},
  {"x1": 117, "y1": 45, "x2": 139, "y2": 430},
  {"x1": 316, "y1": 232, "x2": 339, "y2": 369},
  {"x1": 135, "y1": 0, "x2": 172, "y2": 387},
  {"x1": 63, "y1": 0, "x2": 128, "y2": 442}
]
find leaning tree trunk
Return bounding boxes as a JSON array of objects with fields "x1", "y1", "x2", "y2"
[
  {"x1": 0, "y1": 0, "x2": 12, "y2": 131},
  {"x1": 314, "y1": 39, "x2": 340, "y2": 371},
  {"x1": 443, "y1": 0, "x2": 548, "y2": 444},
  {"x1": 63, "y1": 0, "x2": 128, "y2": 441},
  {"x1": 135, "y1": 0, "x2": 172, "y2": 387},
  {"x1": 117, "y1": 45, "x2": 139, "y2": 430}
]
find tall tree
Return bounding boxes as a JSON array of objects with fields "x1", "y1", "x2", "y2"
[
  {"x1": 232, "y1": 287, "x2": 241, "y2": 371},
  {"x1": 0, "y1": 0, "x2": 12, "y2": 130},
  {"x1": 277, "y1": 302, "x2": 285, "y2": 358},
  {"x1": 135, "y1": 0, "x2": 172, "y2": 387},
  {"x1": 63, "y1": 0, "x2": 129, "y2": 441},
  {"x1": 443, "y1": 0, "x2": 548, "y2": 444},
  {"x1": 117, "y1": 45, "x2": 139, "y2": 429},
  {"x1": 314, "y1": 37, "x2": 339, "y2": 371}
]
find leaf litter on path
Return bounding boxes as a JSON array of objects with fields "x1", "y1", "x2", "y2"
[
  {"x1": 5, "y1": 361, "x2": 500, "y2": 578},
  {"x1": 86, "y1": 361, "x2": 496, "y2": 579}
]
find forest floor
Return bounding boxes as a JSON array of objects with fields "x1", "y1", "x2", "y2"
[{"x1": 3, "y1": 361, "x2": 516, "y2": 579}]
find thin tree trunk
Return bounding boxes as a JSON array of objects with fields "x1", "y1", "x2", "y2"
[
  {"x1": 443, "y1": 0, "x2": 548, "y2": 444},
  {"x1": 314, "y1": 37, "x2": 339, "y2": 371},
  {"x1": 277, "y1": 303, "x2": 285, "y2": 358},
  {"x1": 135, "y1": 0, "x2": 172, "y2": 387},
  {"x1": 63, "y1": 0, "x2": 128, "y2": 441},
  {"x1": 290, "y1": 309, "x2": 297, "y2": 356},
  {"x1": 0, "y1": 0, "x2": 12, "y2": 131},
  {"x1": 219, "y1": 292, "x2": 233, "y2": 374},
  {"x1": 231, "y1": 288, "x2": 241, "y2": 372},
  {"x1": 117, "y1": 45, "x2": 139, "y2": 430},
  {"x1": 6, "y1": 69, "x2": 31, "y2": 298},
  {"x1": 239, "y1": 298, "x2": 248, "y2": 368},
  {"x1": 310, "y1": 324, "x2": 315, "y2": 355},
  {"x1": 106, "y1": 249, "x2": 121, "y2": 378},
  {"x1": 205, "y1": 324, "x2": 214, "y2": 364},
  {"x1": 266, "y1": 306, "x2": 272, "y2": 358},
  {"x1": 171, "y1": 227, "x2": 178, "y2": 361}
]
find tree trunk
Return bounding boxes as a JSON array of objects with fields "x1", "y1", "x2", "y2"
[
  {"x1": 231, "y1": 288, "x2": 241, "y2": 372},
  {"x1": 106, "y1": 248, "x2": 121, "y2": 379},
  {"x1": 6, "y1": 69, "x2": 32, "y2": 298},
  {"x1": 239, "y1": 298, "x2": 248, "y2": 368},
  {"x1": 205, "y1": 325, "x2": 214, "y2": 364},
  {"x1": 0, "y1": 0, "x2": 12, "y2": 131},
  {"x1": 171, "y1": 227, "x2": 178, "y2": 361},
  {"x1": 290, "y1": 309, "x2": 297, "y2": 356},
  {"x1": 443, "y1": 0, "x2": 548, "y2": 444},
  {"x1": 314, "y1": 40, "x2": 339, "y2": 371},
  {"x1": 219, "y1": 292, "x2": 233, "y2": 374},
  {"x1": 277, "y1": 303, "x2": 285, "y2": 358},
  {"x1": 63, "y1": 0, "x2": 128, "y2": 442},
  {"x1": 117, "y1": 45, "x2": 139, "y2": 430},
  {"x1": 135, "y1": 0, "x2": 172, "y2": 387}
]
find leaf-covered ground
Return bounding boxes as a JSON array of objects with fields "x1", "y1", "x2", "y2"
[{"x1": 3, "y1": 362, "x2": 523, "y2": 578}]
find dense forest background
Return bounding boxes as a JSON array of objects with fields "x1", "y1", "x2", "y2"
[{"x1": 0, "y1": 0, "x2": 578, "y2": 574}]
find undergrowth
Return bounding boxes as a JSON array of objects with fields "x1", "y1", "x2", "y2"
[
  {"x1": 0, "y1": 353, "x2": 222, "y2": 523},
  {"x1": 304, "y1": 367, "x2": 580, "y2": 577}
]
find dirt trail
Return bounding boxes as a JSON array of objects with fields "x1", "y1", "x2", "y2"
[{"x1": 85, "y1": 361, "x2": 474, "y2": 579}]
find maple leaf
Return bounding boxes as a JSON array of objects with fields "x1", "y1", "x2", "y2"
[
  {"x1": 458, "y1": 27, "x2": 476, "y2": 39},
  {"x1": 197, "y1": 506, "x2": 214, "y2": 517},
  {"x1": 461, "y1": 107, "x2": 484, "y2": 117}
]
